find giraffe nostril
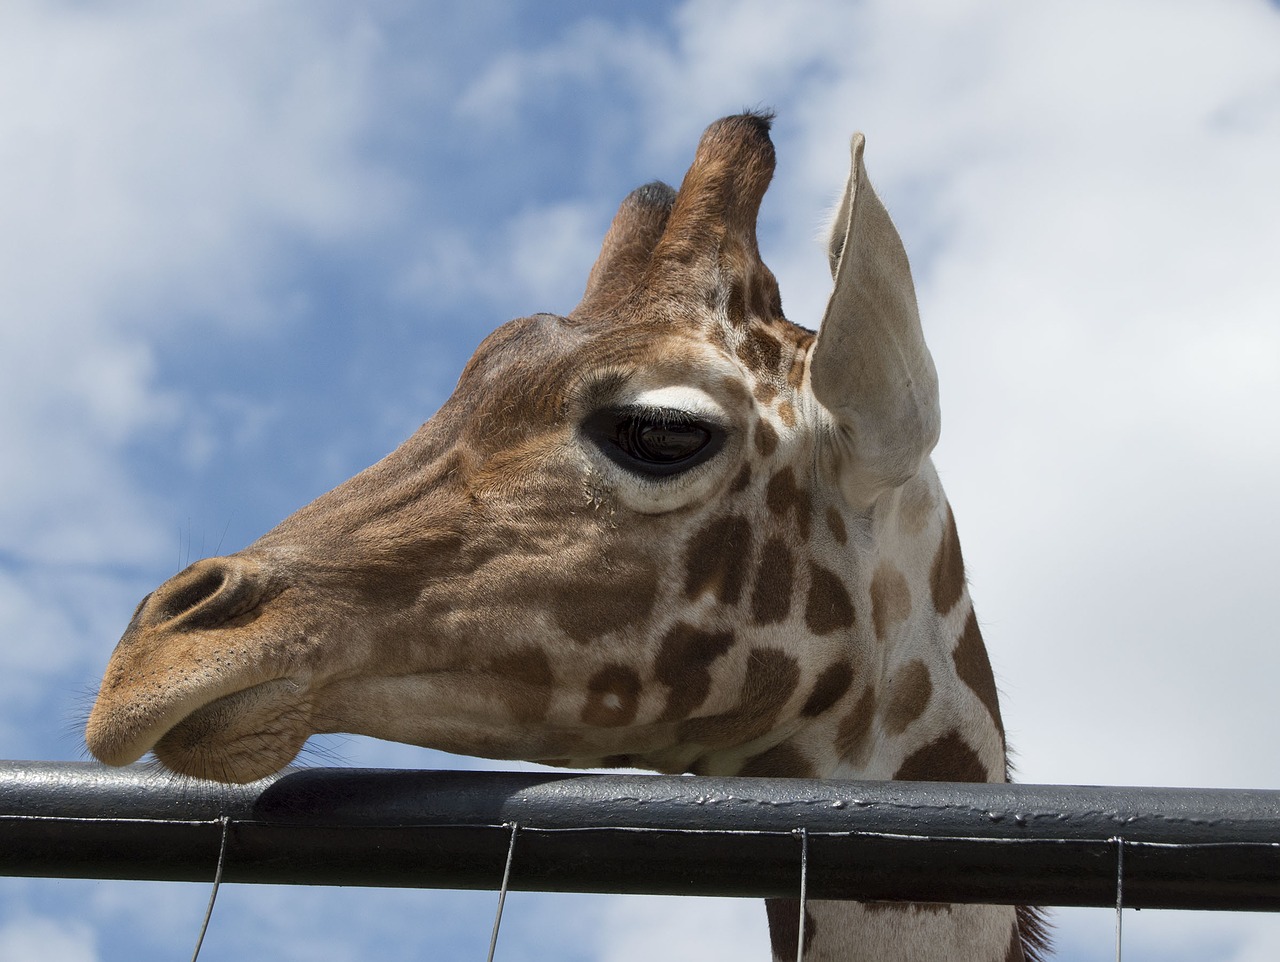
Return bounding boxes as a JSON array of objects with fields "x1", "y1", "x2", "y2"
[
  {"x1": 144, "y1": 558, "x2": 265, "y2": 631},
  {"x1": 156, "y1": 568, "x2": 227, "y2": 621}
]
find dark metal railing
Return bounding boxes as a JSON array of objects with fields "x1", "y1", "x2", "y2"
[{"x1": 3, "y1": 761, "x2": 1278, "y2": 911}]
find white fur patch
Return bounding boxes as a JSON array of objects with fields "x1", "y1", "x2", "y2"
[{"x1": 630, "y1": 385, "x2": 726, "y2": 420}]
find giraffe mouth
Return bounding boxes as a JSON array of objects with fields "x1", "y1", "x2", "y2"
[{"x1": 150, "y1": 678, "x2": 314, "y2": 784}]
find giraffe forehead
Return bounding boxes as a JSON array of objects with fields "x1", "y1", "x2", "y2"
[{"x1": 454, "y1": 314, "x2": 761, "y2": 443}]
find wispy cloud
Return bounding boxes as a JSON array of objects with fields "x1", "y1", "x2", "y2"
[
  {"x1": 0, "y1": 3, "x2": 398, "y2": 567},
  {"x1": 592, "y1": 895, "x2": 767, "y2": 962},
  {"x1": 0, "y1": 913, "x2": 98, "y2": 962}
]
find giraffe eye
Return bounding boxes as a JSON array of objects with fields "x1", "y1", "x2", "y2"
[
  {"x1": 621, "y1": 418, "x2": 708, "y2": 462},
  {"x1": 584, "y1": 407, "x2": 726, "y2": 478}
]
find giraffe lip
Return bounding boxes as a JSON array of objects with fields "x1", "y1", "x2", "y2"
[
  {"x1": 150, "y1": 678, "x2": 313, "y2": 783},
  {"x1": 86, "y1": 668, "x2": 307, "y2": 773}
]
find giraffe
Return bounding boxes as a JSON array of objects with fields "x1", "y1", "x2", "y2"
[{"x1": 86, "y1": 113, "x2": 1047, "y2": 962}]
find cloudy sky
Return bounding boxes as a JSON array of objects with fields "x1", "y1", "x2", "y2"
[{"x1": 1, "y1": 1, "x2": 1278, "y2": 960}]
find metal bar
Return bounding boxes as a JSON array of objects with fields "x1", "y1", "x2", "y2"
[{"x1": 2, "y1": 761, "x2": 1279, "y2": 911}]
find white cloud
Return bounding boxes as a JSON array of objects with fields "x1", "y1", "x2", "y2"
[
  {"x1": 505, "y1": 201, "x2": 608, "y2": 313},
  {"x1": 592, "y1": 895, "x2": 768, "y2": 962},
  {"x1": 398, "y1": 199, "x2": 607, "y2": 317},
  {"x1": 0, "y1": 2, "x2": 395, "y2": 322},
  {"x1": 0, "y1": 914, "x2": 98, "y2": 962},
  {"x1": 0, "y1": 1, "x2": 398, "y2": 565},
  {"x1": 84, "y1": 879, "x2": 211, "y2": 957},
  {"x1": 1053, "y1": 906, "x2": 1280, "y2": 962},
  {"x1": 457, "y1": 18, "x2": 670, "y2": 133}
]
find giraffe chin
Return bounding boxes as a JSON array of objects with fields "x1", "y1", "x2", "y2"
[{"x1": 151, "y1": 678, "x2": 312, "y2": 784}]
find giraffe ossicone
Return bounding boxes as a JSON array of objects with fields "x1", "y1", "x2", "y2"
[{"x1": 87, "y1": 113, "x2": 1047, "y2": 962}]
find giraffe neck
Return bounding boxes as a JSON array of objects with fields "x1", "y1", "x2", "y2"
[
  {"x1": 658, "y1": 457, "x2": 1009, "y2": 786},
  {"x1": 743, "y1": 470, "x2": 1037, "y2": 962},
  {"x1": 767, "y1": 900, "x2": 1027, "y2": 962}
]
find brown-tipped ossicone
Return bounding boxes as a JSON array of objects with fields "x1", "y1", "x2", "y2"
[
  {"x1": 634, "y1": 112, "x2": 779, "y2": 315},
  {"x1": 573, "y1": 181, "x2": 677, "y2": 319}
]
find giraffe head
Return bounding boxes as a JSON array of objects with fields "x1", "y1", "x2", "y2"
[{"x1": 86, "y1": 113, "x2": 970, "y2": 786}]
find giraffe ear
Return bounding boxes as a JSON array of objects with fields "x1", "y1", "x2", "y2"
[
  {"x1": 809, "y1": 133, "x2": 941, "y2": 509},
  {"x1": 572, "y1": 181, "x2": 677, "y2": 319}
]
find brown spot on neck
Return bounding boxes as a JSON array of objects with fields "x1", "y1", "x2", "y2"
[
  {"x1": 893, "y1": 729, "x2": 994, "y2": 783},
  {"x1": 766, "y1": 899, "x2": 817, "y2": 962},
  {"x1": 766, "y1": 467, "x2": 811, "y2": 540},
  {"x1": 750, "y1": 537, "x2": 794, "y2": 625},
  {"x1": 739, "y1": 739, "x2": 814, "y2": 778},
  {"x1": 929, "y1": 503, "x2": 966, "y2": 615},
  {"x1": 870, "y1": 563, "x2": 911, "y2": 641},
  {"x1": 550, "y1": 561, "x2": 659, "y2": 644},
  {"x1": 804, "y1": 563, "x2": 854, "y2": 635},
  {"x1": 683, "y1": 515, "x2": 753, "y2": 605},
  {"x1": 1005, "y1": 923, "x2": 1028, "y2": 962},
  {"x1": 835, "y1": 686, "x2": 877, "y2": 765},
  {"x1": 954, "y1": 608, "x2": 1005, "y2": 736},
  {"x1": 800, "y1": 660, "x2": 853, "y2": 717},
  {"x1": 654, "y1": 623, "x2": 737, "y2": 722},
  {"x1": 883, "y1": 659, "x2": 932, "y2": 735},
  {"x1": 737, "y1": 326, "x2": 783, "y2": 373},
  {"x1": 489, "y1": 647, "x2": 554, "y2": 724},
  {"x1": 581, "y1": 664, "x2": 643, "y2": 727},
  {"x1": 786, "y1": 345, "x2": 808, "y2": 388},
  {"x1": 678, "y1": 647, "x2": 799, "y2": 747},
  {"x1": 753, "y1": 380, "x2": 779, "y2": 404},
  {"x1": 754, "y1": 419, "x2": 779, "y2": 458}
]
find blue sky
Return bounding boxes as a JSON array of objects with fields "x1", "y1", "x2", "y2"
[{"x1": 2, "y1": 1, "x2": 1280, "y2": 960}]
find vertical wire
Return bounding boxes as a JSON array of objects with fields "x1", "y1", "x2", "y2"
[
  {"x1": 190, "y1": 815, "x2": 230, "y2": 962},
  {"x1": 485, "y1": 822, "x2": 520, "y2": 962},
  {"x1": 1112, "y1": 836, "x2": 1125, "y2": 962},
  {"x1": 794, "y1": 828, "x2": 809, "y2": 962}
]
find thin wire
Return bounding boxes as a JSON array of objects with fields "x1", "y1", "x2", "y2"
[
  {"x1": 794, "y1": 828, "x2": 809, "y2": 962},
  {"x1": 1112, "y1": 835, "x2": 1125, "y2": 962},
  {"x1": 486, "y1": 822, "x2": 519, "y2": 962},
  {"x1": 9, "y1": 808, "x2": 1279, "y2": 852},
  {"x1": 190, "y1": 816, "x2": 230, "y2": 962}
]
